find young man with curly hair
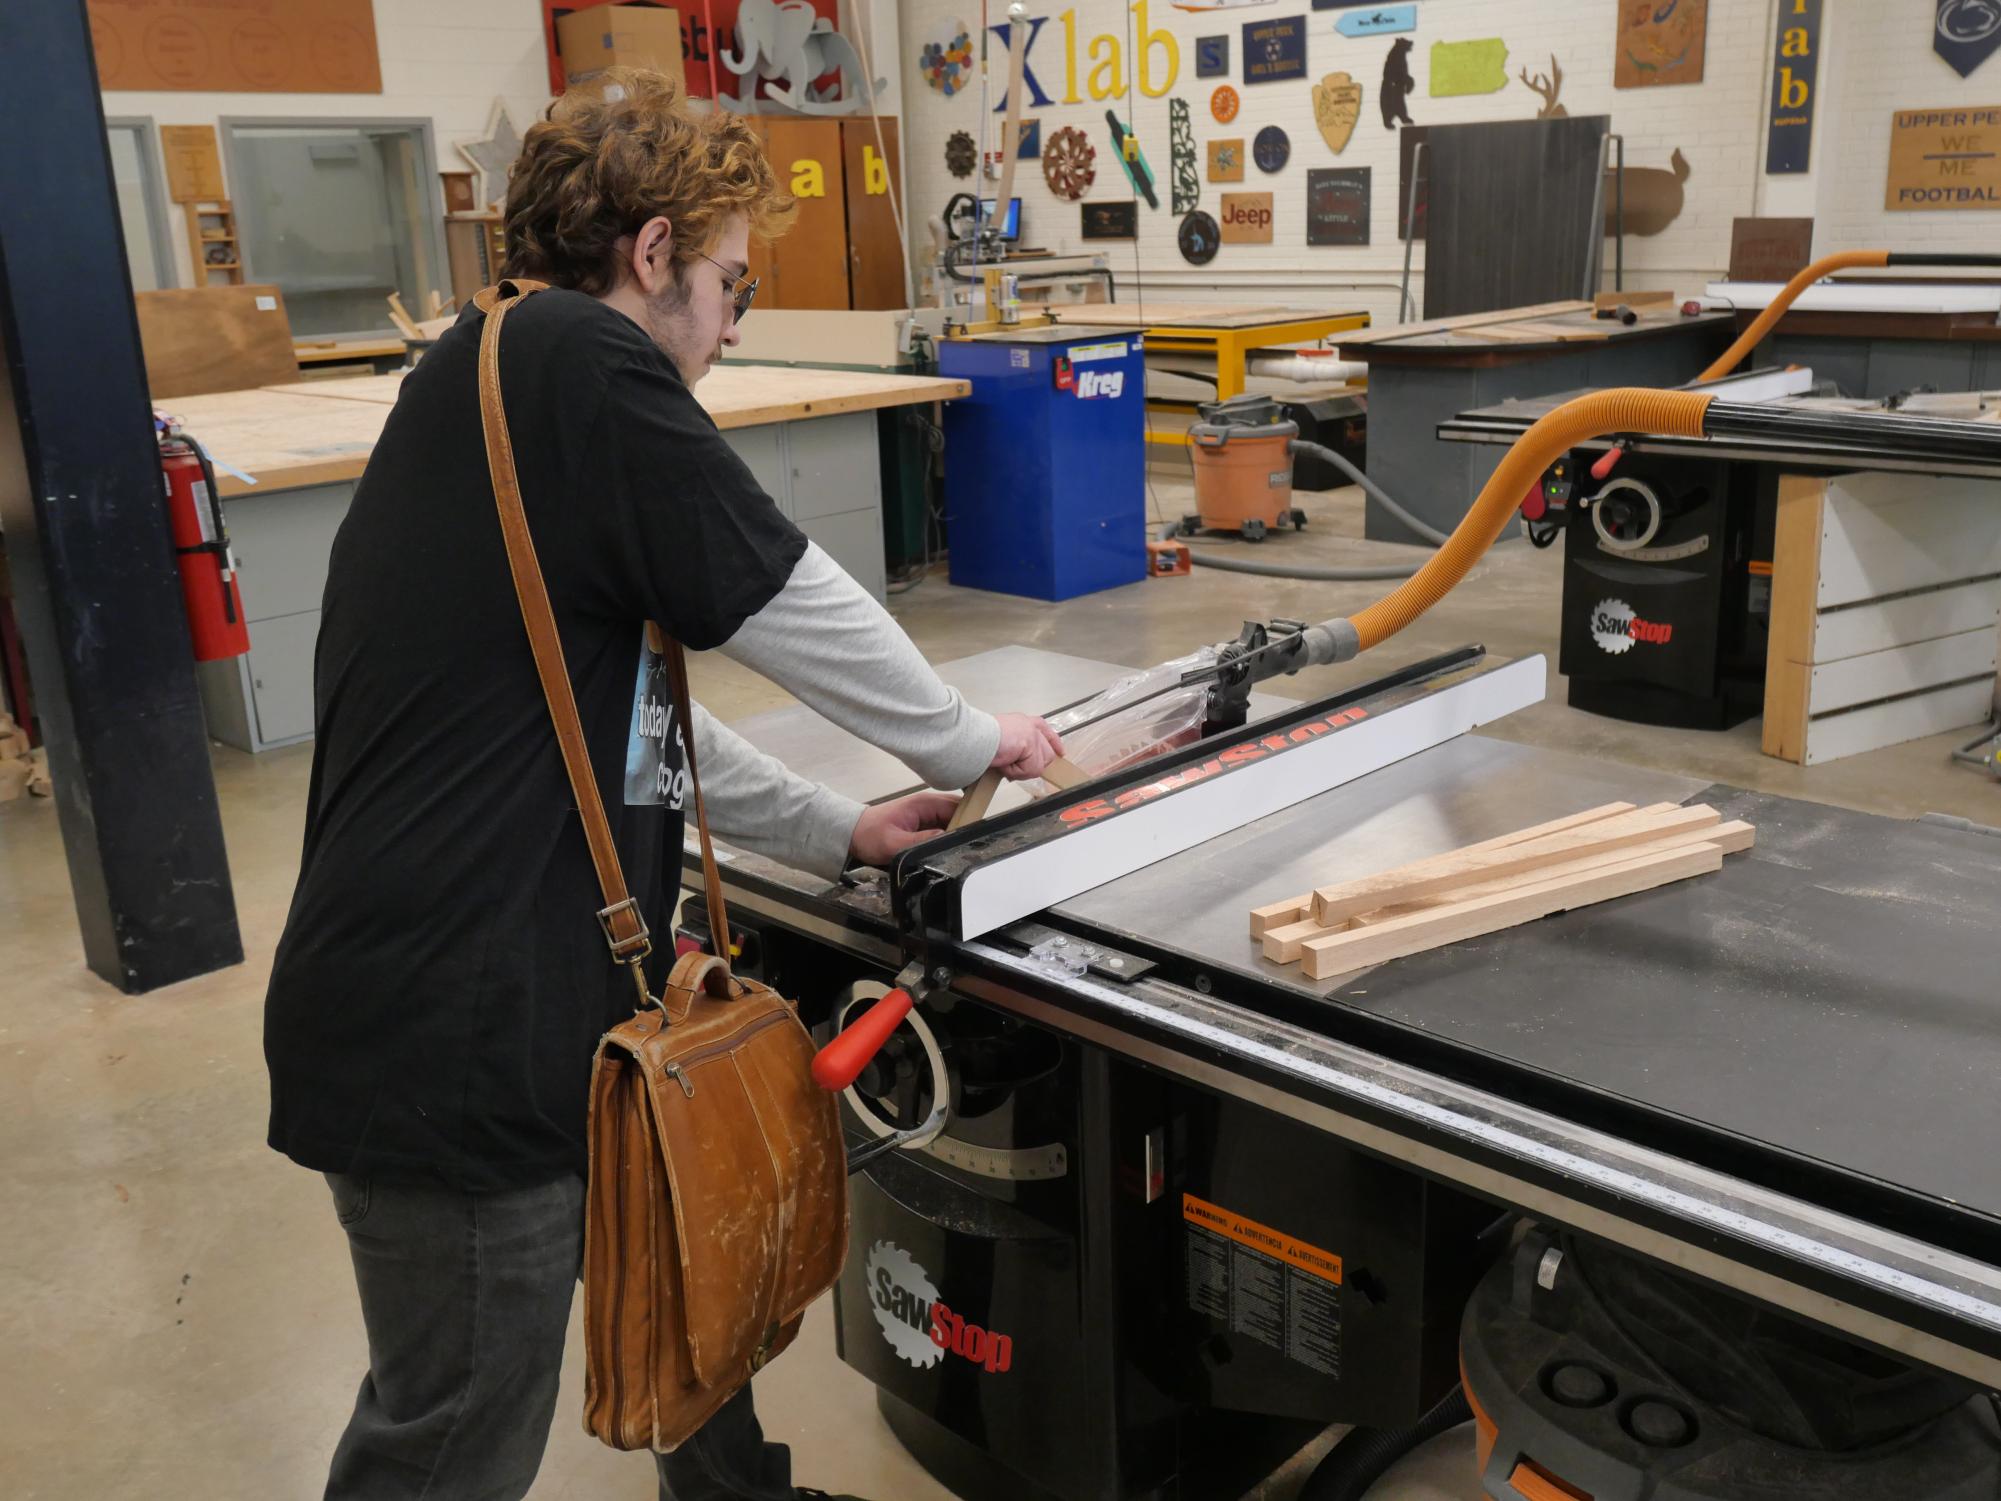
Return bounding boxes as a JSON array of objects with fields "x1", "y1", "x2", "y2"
[{"x1": 264, "y1": 70, "x2": 1061, "y2": 1501}]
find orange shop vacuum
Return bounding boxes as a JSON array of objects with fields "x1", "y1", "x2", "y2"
[{"x1": 1182, "y1": 395, "x2": 1310, "y2": 542}]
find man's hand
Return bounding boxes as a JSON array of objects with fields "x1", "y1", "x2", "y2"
[
  {"x1": 990, "y1": 712, "x2": 1065, "y2": 781},
  {"x1": 849, "y1": 791, "x2": 962, "y2": 866}
]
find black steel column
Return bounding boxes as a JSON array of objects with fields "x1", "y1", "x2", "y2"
[{"x1": 0, "y1": 1, "x2": 242, "y2": 990}]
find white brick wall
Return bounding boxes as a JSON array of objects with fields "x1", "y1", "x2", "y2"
[
  {"x1": 100, "y1": 0, "x2": 904, "y2": 290},
  {"x1": 103, "y1": 0, "x2": 555, "y2": 288},
  {"x1": 1814, "y1": 1, "x2": 2001, "y2": 256},
  {"x1": 896, "y1": 0, "x2": 1995, "y2": 326}
]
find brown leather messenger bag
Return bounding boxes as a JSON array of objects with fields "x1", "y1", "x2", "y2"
[{"x1": 473, "y1": 278, "x2": 849, "y2": 1451}]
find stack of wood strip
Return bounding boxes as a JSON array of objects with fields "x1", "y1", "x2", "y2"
[{"x1": 1249, "y1": 802, "x2": 1753, "y2": 981}]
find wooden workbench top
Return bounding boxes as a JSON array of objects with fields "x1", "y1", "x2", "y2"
[
  {"x1": 164, "y1": 365, "x2": 969, "y2": 496},
  {"x1": 1048, "y1": 302, "x2": 1364, "y2": 330}
]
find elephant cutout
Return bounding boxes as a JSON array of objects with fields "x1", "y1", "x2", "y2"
[{"x1": 722, "y1": 0, "x2": 888, "y2": 115}]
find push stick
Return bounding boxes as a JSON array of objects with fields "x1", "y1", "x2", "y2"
[{"x1": 946, "y1": 756, "x2": 1092, "y2": 833}]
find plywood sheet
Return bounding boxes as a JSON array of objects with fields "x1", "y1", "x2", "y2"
[
  {"x1": 157, "y1": 389, "x2": 390, "y2": 496},
  {"x1": 265, "y1": 374, "x2": 406, "y2": 405},
  {"x1": 174, "y1": 364, "x2": 967, "y2": 493},
  {"x1": 692, "y1": 365, "x2": 969, "y2": 429},
  {"x1": 135, "y1": 284, "x2": 299, "y2": 399}
]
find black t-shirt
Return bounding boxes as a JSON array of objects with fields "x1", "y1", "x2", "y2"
[{"x1": 264, "y1": 290, "x2": 806, "y2": 1191}]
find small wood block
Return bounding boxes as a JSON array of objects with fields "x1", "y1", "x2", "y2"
[{"x1": 1301, "y1": 842, "x2": 1722, "y2": 981}]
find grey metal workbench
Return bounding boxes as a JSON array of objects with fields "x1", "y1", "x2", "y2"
[{"x1": 1354, "y1": 311, "x2": 1732, "y2": 544}]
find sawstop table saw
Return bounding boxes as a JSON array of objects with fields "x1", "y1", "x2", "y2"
[{"x1": 680, "y1": 643, "x2": 2001, "y2": 1501}]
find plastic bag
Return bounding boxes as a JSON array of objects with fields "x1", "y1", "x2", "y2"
[{"x1": 1031, "y1": 648, "x2": 1218, "y2": 796}]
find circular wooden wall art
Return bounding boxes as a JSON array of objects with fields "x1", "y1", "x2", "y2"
[
  {"x1": 1254, "y1": 124, "x2": 1290, "y2": 174},
  {"x1": 1210, "y1": 85, "x2": 1240, "y2": 124},
  {"x1": 1042, "y1": 125, "x2": 1097, "y2": 200},
  {"x1": 1178, "y1": 209, "x2": 1220, "y2": 265},
  {"x1": 945, "y1": 129, "x2": 977, "y2": 178}
]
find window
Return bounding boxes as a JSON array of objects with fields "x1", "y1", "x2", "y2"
[
  {"x1": 104, "y1": 118, "x2": 175, "y2": 291},
  {"x1": 221, "y1": 119, "x2": 448, "y2": 338}
]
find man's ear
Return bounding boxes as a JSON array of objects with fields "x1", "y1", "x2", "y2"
[{"x1": 631, "y1": 215, "x2": 674, "y2": 294}]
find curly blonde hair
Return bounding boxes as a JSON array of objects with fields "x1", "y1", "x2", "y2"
[{"x1": 503, "y1": 68, "x2": 794, "y2": 295}]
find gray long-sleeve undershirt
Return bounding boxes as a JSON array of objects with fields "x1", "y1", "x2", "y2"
[{"x1": 687, "y1": 543, "x2": 1000, "y2": 879}]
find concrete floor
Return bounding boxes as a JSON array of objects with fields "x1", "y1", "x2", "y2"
[{"x1": 2, "y1": 478, "x2": 1994, "y2": 1500}]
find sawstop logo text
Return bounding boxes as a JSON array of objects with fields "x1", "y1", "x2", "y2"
[
  {"x1": 1590, "y1": 597, "x2": 1674, "y2": 654},
  {"x1": 866, "y1": 1240, "x2": 1015, "y2": 1374}
]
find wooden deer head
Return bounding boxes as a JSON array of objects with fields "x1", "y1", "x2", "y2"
[{"x1": 1521, "y1": 55, "x2": 1566, "y2": 118}]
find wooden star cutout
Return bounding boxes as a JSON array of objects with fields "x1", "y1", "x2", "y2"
[{"x1": 457, "y1": 100, "x2": 523, "y2": 211}]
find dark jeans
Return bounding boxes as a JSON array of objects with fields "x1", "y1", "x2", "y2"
[{"x1": 322, "y1": 1171, "x2": 797, "y2": 1501}]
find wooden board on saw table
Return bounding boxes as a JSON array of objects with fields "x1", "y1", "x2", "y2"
[{"x1": 1250, "y1": 801, "x2": 1756, "y2": 976}]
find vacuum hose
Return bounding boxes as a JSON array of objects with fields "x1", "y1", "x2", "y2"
[
  {"x1": 1279, "y1": 388, "x2": 1714, "y2": 664},
  {"x1": 1298, "y1": 1383, "x2": 1475, "y2": 1501},
  {"x1": 1696, "y1": 248, "x2": 1889, "y2": 383}
]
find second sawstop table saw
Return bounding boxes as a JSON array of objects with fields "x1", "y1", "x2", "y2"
[{"x1": 682, "y1": 644, "x2": 2001, "y2": 1501}]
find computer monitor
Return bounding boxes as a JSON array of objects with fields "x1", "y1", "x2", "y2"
[{"x1": 977, "y1": 196, "x2": 1022, "y2": 241}]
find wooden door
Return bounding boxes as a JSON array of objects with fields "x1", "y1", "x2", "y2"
[
  {"x1": 753, "y1": 118, "x2": 850, "y2": 310},
  {"x1": 840, "y1": 118, "x2": 906, "y2": 310}
]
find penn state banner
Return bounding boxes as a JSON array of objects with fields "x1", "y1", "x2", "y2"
[{"x1": 1936, "y1": 0, "x2": 2001, "y2": 79}]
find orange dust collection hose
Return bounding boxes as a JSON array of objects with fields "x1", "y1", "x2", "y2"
[
  {"x1": 1694, "y1": 248, "x2": 1890, "y2": 384},
  {"x1": 1304, "y1": 248, "x2": 2001, "y2": 663},
  {"x1": 1334, "y1": 389, "x2": 1714, "y2": 655}
]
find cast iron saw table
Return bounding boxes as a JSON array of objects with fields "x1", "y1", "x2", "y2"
[{"x1": 684, "y1": 644, "x2": 2001, "y2": 1499}]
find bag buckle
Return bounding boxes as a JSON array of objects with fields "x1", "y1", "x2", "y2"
[{"x1": 597, "y1": 897, "x2": 652, "y2": 960}]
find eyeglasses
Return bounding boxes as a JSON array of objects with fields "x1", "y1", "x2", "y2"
[{"x1": 696, "y1": 251, "x2": 758, "y2": 324}]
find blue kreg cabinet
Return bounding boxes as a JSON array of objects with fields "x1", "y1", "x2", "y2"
[{"x1": 938, "y1": 328, "x2": 1148, "y2": 601}]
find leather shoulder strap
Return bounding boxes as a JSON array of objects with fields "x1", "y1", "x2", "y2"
[
  {"x1": 661, "y1": 629, "x2": 729, "y2": 968},
  {"x1": 475, "y1": 279, "x2": 660, "y2": 992}
]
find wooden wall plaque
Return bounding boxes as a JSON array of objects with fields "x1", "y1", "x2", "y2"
[
  {"x1": 160, "y1": 125, "x2": 225, "y2": 203},
  {"x1": 1885, "y1": 106, "x2": 2001, "y2": 211},
  {"x1": 88, "y1": 0, "x2": 382, "y2": 94}
]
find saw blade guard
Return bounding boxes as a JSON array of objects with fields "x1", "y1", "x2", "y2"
[{"x1": 1031, "y1": 647, "x2": 1219, "y2": 793}]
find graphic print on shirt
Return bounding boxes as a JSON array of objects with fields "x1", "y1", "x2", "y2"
[{"x1": 624, "y1": 628, "x2": 688, "y2": 808}]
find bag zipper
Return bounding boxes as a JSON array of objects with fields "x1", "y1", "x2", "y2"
[{"x1": 661, "y1": 1009, "x2": 789, "y2": 1098}]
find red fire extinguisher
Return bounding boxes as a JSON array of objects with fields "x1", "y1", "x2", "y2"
[{"x1": 158, "y1": 427, "x2": 250, "y2": 661}]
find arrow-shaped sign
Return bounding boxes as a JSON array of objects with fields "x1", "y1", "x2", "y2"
[{"x1": 1336, "y1": 5, "x2": 1416, "y2": 37}]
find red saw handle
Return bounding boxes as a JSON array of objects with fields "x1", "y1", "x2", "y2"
[{"x1": 812, "y1": 988, "x2": 913, "y2": 1091}]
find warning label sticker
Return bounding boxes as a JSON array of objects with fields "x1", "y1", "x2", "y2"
[{"x1": 1182, "y1": 1193, "x2": 1341, "y2": 1377}]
